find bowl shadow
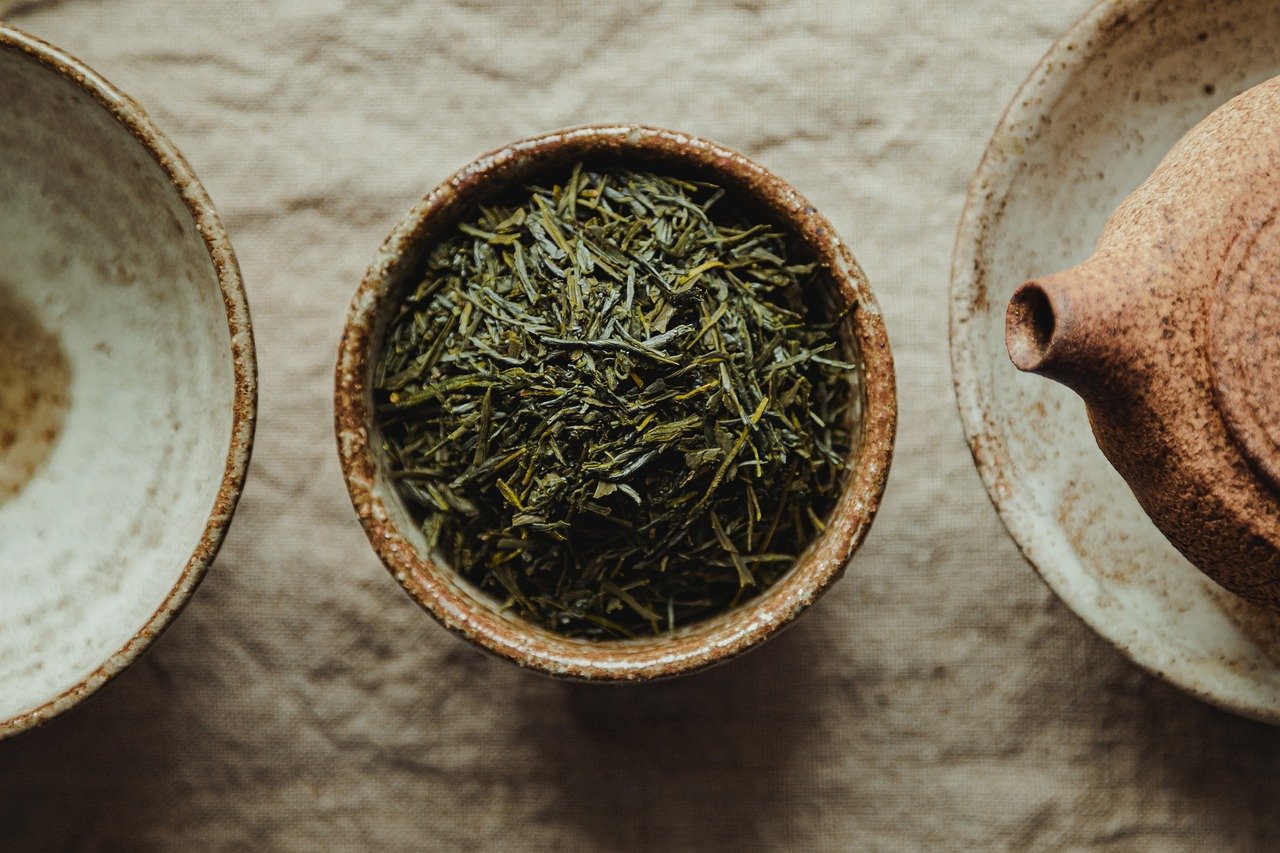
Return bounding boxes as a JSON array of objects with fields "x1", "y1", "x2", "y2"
[
  {"x1": 516, "y1": 613, "x2": 834, "y2": 851},
  {"x1": 0, "y1": 547, "x2": 262, "y2": 850},
  {"x1": 0, "y1": 645, "x2": 192, "y2": 847}
]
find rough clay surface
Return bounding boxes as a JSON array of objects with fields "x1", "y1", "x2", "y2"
[
  {"x1": 1, "y1": 0, "x2": 1277, "y2": 849},
  {"x1": 1012, "y1": 76, "x2": 1280, "y2": 608}
]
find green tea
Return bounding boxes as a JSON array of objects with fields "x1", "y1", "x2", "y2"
[{"x1": 375, "y1": 165, "x2": 858, "y2": 639}]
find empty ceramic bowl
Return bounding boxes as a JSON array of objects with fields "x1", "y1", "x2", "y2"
[
  {"x1": 0, "y1": 26, "x2": 256, "y2": 738},
  {"x1": 335, "y1": 125, "x2": 895, "y2": 680}
]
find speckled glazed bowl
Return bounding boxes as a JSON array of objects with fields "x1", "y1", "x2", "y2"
[
  {"x1": 951, "y1": 0, "x2": 1280, "y2": 722},
  {"x1": 0, "y1": 27, "x2": 256, "y2": 738},
  {"x1": 336, "y1": 125, "x2": 895, "y2": 681}
]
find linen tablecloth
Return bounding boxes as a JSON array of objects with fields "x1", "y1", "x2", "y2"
[{"x1": 2, "y1": 0, "x2": 1277, "y2": 848}]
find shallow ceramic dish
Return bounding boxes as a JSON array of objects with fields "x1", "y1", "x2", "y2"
[
  {"x1": 952, "y1": 0, "x2": 1280, "y2": 722},
  {"x1": 336, "y1": 125, "x2": 896, "y2": 681},
  {"x1": 0, "y1": 26, "x2": 256, "y2": 738}
]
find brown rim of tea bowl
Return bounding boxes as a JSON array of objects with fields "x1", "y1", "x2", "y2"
[
  {"x1": 334, "y1": 125, "x2": 895, "y2": 681},
  {"x1": 0, "y1": 25, "x2": 256, "y2": 739}
]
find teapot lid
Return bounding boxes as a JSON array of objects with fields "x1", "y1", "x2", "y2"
[{"x1": 1209, "y1": 209, "x2": 1280, "y2": 494}]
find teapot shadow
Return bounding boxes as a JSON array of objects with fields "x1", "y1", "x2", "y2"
[
  {"x1": 1101, "y1": 671, "x2": 1280, "y2": 839},
  {"x1": 1013, "y1": 600, "x2": 1280, "y2": 843}
]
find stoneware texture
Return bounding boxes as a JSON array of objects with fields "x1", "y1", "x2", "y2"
[
  {"x1": 335, "y1": 125, "x2": 897, "y2": 681},
  {"x1": 0, "y1": 25, "x2": 256, "y2": 739},
  {"x1": 953, "y1": 0, "x2": 1280, "y2": 723},
  {"x1": 1006, "y1": 76, "x2": 1280, "y2": 609},
  {"x1": 7, "y1": 1, "x2": 1280, "y2": 849}
]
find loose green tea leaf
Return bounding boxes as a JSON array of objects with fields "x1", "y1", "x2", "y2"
[{"x1": 375, "y1": 166, "x2": 859, "y2": 639}]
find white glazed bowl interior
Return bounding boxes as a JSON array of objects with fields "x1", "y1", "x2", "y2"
[
  {"x1": 0, "y1": 35, "x2": 245, "y2": 730},
  {"x1": 952, "y1": 0, "x2": 1280, "y2": 722}
]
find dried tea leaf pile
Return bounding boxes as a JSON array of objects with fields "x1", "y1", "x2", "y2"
[{"x1": 375, "y1": 165, "x2": 859, "y2": 638}]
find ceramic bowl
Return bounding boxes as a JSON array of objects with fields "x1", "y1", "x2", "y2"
[
  {"x1": 951, "y1": 0, "x2": 1280, "y2": 722},
  {"x1": 0, "y1": 27, "x2": 256, "y2": 738},
  {"x1": 336, "y1": 125, "x2": 895, "y2": 681}
]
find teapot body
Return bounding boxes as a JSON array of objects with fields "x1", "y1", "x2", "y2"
[{"x1": 1006, "y1": 76, "x2": 1280, "y2": 608}]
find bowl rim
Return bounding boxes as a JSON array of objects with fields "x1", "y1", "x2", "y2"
[
  {"x1": 0, "y1": 24, "x2": 258, "y2": 739},
  {"x1": 335, "y1": 124, "x2": 896, "y2": 681},
  {"x1": 948, "y1": 0, "x2": 1280, "y2": 725}
]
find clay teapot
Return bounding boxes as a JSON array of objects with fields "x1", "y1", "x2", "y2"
[{"x1": 1005, "y1": 76, "x2": 1280, "y2": 610}]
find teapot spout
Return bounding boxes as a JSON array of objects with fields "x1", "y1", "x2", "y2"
[
  {"x1": 1005, "y1": 278, "x2": 1061, "y2": 374},
  {"x1": 1005, "y1": 260, "x2": 1134, "y2": 405}
]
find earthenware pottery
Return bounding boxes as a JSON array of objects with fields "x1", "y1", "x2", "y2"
[
  {"x1": 336, "y1": 125, "x2": 895, "y2": 681},
  {"x1": 952, "y1": 0, "x2": 1280, "y2": 723},
  {"x1": 0, "y1": 26, "x2": 256, "y2": 739},
  {"x1": 1006, "y1": 74, "x2": 1280, "y2": 610}
]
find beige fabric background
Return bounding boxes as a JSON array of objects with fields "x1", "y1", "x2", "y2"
[{"x1": 2, "y1": 0, "x2": 1279, "y2": 849}]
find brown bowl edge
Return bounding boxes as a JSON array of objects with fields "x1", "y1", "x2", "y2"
[{"x1": 335, "y1": 124, "x2": 895, "y2": 681}]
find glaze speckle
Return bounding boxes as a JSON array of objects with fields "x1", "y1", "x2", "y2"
[{"x1": 0, "y1": 286, "x2": 69, "y2": 505}]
